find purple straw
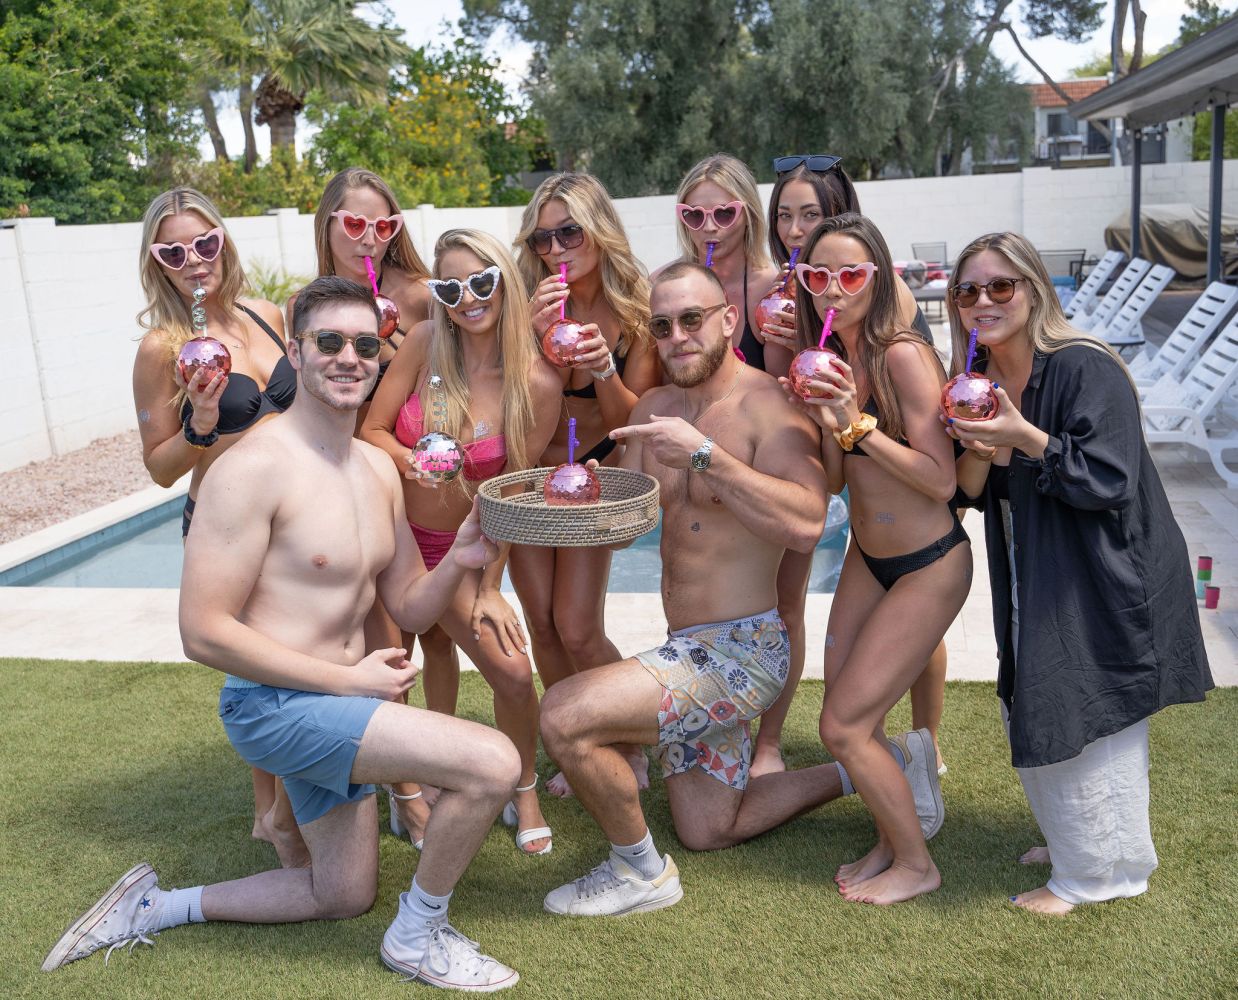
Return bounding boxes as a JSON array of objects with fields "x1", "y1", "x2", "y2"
[
  {"x1": 965, "y1": 327, "x2": 978, "y2": 373},
  {"x1": 705, "y1": 241, "x2": 717, "y2": 268},
  {"x1": 567, "y1": 417, "x2": 578, "y2": 465},
  {"x1": 818, "y1": 308, "x2": 837, "y2": 350}
]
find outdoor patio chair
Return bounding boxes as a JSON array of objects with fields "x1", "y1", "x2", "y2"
[
  {"x1": 911, "y1": 242, "x2": 948, "y2": 267},
  {"x1": 1037, "y1": 249, "x2": 1086, "y2": 289},
  {"x1": 1064, "y1": 249, "x2": 1126, "y2": 320},
  {"x1": 1074, "y1": 257, "x2": 1152, "y2": 332},
  {"x1": 1142, "y1": 311, "x2": 1238, "y2": 488},
  {"x1": 1128, "y1": 282, "x2": 1238, "y2": 385},
  {"x1": 1090, "y1": 264, "x2": 1175, "y2": 355}
]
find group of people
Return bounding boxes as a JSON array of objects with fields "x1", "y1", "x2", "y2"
[{"x1": 43, "y1": 153, "x2": 1212, "y2": 991}]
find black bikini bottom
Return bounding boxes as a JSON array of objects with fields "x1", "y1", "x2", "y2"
[
  {"x1": 579, "y1": 435, "x2": 617, "y2": 466},
  {"x1": 182, "y1": 495, "x2": 196, "y2": 538},
  {"x1": 855, "y1": 517, "x2": 968, "y2": 591}
]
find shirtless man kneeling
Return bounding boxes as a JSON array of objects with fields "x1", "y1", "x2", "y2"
[
  {"x1": 44, "y1": 276, "x2": 523, "y2": 991},
  {"x1": 541, "y1": 262, "x2": 879, "y2": 916}
]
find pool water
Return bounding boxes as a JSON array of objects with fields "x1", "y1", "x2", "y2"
[{"x1": 9, "y1": 496, "x2": 849, "y2": 592}]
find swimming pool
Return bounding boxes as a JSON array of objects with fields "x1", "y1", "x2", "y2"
[{"x1": 5, "y1": 495, "x2": 849, "y2": 592}]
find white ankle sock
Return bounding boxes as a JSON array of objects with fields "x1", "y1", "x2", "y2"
[
  {"x1": 155, "y1": 886, "x2": 206, "y2": 930},
  {"x1": 836, "y1": 761, "x2": 854, "y2": 796},
  {"x1": 406, "y1": 877, "x2": 452, "y2": 922},
  {"x1": 611, "y1": 830, "x2": 664, "y2": 880}
]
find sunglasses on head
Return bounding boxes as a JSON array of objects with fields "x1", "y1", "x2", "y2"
[
  {"x1": 297, "y1": 329, "x2": 382, "y2": 360},
  {"x1": 676, "y1": 201, "x2": 744, "y2": 231},
  {"x1": 648, "y1": 303, "x2": 727, "y2": 340},
  {"x1": 527, "y1": 223, "x2": 586, "y2": 255},
  {"x1": 149, "y1": 228, "x2": 224, "y2": 270},
  {"x1": 950, "y1": 277, "x2": 1026, "y2": 308},
  {"x1": 773, "y1": 154, "x2": 843, "y2": 176},
  {"x1": 330, "y1": 210, "x2": 403, "y2": 242},
  {"x1": 795, "y1": 261, "x2": 876, "y2": 297},
  {"x1": 427, "y1": 266, "x2": 502, "y2": 309}
]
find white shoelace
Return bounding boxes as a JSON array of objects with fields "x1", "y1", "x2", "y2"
[
  {"x1": 396, "y1": 923, "x2": 495, "y2": 982},
  {"x1": 573, "y1": 861, "x2": 626, "y2": 900},
  {"x1": 101, "y1": 930, "x2": 157, "y2": 965}
]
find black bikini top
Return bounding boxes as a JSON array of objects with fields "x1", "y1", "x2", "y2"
[
  {"x1": 734, "y1": 260, "x2": 765, "y2": 372},
  {"x1": 181, "y1": 305, "x2": 296, "y2": 435},
  {"x1": 563, "y1": 338, "x2": 630, "y2": 399}
]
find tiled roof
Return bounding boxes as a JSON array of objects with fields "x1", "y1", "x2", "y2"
[{"x1": 1026, "y1": 78, "x2": 1109, "y2": 108}]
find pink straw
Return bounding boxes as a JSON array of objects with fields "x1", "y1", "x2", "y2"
[
  {"x1": 364, "y1": 256, "x2": 380, "y2": 297},
  {"x1": 559, "y1": 262, "x2": 568, "y2": 321},
  {"x1": 705, "y1": 241, "x2": 717, "y2": 268},
  {"x1": 965, "y1": 327, "x2": 978, "y2": 373},
  {"x1": 818, "y1": 308, "x2": 837, "y2": 350},
  {"x1": 567, "y1": 416, "x2": 578, "y2": 465}
]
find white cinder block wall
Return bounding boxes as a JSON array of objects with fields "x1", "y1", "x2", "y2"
[{"x1": 2, "y1": 160, "x2": 1234, "y2": 473}]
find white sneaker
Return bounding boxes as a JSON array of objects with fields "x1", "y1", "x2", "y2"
[
  {"x1": 42, "y1": 862, "x2": 162, "y2": 972},
  {"x1": 543, "y1": 853, "x2": 683, "y2": 917},
  {"x1": 381, "y1": 895, "x2": 518, "y2": 992},
  {"x1": 891, "y1": 728, "x2": 945, "y2": 841}
]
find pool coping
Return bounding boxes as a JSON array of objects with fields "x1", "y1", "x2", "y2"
[{"x1": 0, "y1": 477, "x2": 188, "y2": 583}]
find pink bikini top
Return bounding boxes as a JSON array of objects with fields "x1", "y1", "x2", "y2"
[{"x1": 394, "y1": 393, "x2": 508, "y2": 482}]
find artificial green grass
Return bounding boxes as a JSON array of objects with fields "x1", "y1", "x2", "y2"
[{"x1": 1, "y1": 659, "x2": 1233, "y2": 999}]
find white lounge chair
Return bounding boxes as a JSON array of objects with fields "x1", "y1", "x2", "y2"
[
  {"x1": 1128, "y1": 282, "x2": 1238, "y2": 385},
  {"x1": 1143, "y1": 312, "x2": 1238, "y2": 487},
  {"x1": 1064, "y1": 249, "x2": 1125, "y2": 320},
  {"x1": 1075, "y1": 258, "x2": 1151, "y2": 332},
  {"x1": 1091, "y1": 264, "x2": 1175, "y2": 355}
]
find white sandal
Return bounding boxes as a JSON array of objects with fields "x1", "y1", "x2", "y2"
[
  {"x1": 502, "y1": 777, "x2": 552, "y2": 856},
  {"x1": 388, "y1": 788, "x2": 425, "y2": 851}
]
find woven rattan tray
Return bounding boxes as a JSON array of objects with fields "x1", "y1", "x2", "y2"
[{"x1": 477, "y1": 467, "x2": 659, "y2": 547}]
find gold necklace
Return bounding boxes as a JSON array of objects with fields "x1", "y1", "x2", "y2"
[{"x1": 685, "y1": 363, "x2": 742, "y2": 427}]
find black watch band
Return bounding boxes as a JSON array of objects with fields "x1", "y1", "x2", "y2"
[{"x1": 182, "y1": 410, "x2": 219, "y2": 449}]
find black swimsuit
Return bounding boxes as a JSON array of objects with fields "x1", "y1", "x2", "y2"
[
  {"x1": 563, "y1": 341, "x2": 630, "y2": 465},
  {"x1": 846, "y1": 382, "x2": 968, "y2": 589},
  {"x1": 734, "y1": 261, "x2": 765, "y2": 371},
  {"x1": 180, "y1": 305, "x2": 296, "y2": 536}
]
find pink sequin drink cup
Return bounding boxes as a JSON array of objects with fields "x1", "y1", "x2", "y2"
[
  {"x1": 542, "y1": 262, "x2": 588, "y2": 368},
  {"x1": 789, "y1": 307, "x2": 839, "y2": 400},
  {"x1": 941, "y1": 328, "x2": 997, "y2": 421},
  {"x1": 177, "y1": 285, "x2": 232, "y2": 383},
  {"x1": 543, "y1": 418, "x2": 601, "y2": 506}
]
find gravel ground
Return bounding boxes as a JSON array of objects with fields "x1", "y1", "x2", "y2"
[{"x1": 0, "y1": 431, "x2": 155, "y2": 544}]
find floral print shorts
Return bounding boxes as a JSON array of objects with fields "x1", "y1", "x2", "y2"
[{"x1": 636, "y1": 608, "x2": 789, "y2": 790}]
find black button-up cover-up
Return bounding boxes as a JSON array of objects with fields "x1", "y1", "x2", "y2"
[{"x1": 957, "y1": 344, "x2": 1213, "y2": 769}]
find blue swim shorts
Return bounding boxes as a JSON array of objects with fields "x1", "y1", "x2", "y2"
[{"x1": 218, "y1": 684, "x2": 384, "y2": 825}]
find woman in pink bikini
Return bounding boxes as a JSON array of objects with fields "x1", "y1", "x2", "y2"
[{"x1": 363, "y1": 229, "x2": 562, "y2": 854}]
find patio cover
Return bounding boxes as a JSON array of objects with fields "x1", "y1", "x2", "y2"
[
  {"x1": 1103, "y1": 204, "x2": 1238, "y2": 282},
  {"x1": 1068, "y1": 18, "x2": 1238, "y2": 128}
]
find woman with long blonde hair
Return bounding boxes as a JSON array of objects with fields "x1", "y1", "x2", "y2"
[
  {"x1": 946, "y1": 231, "x2": 1211, "y2": 915},
  {"x1": 510, "y1": 172, "x2": 661, "y2": 797},
  {"x1": 133, "y1": 186, "x2": 303, "y2": 865},
  {"x1": 296, "y1": 168, "x2": 437, "y2": 844},
  {"x1": 782, "y1": 213, "x2": 967, "y2": 905},
  {"x1": 363, "y1": 229, "x2": 562, "y2": 854}
]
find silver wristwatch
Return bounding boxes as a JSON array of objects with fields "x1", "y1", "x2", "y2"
[
  {"x1": 690, "y1": 436, "x2": 714, "y2": 472},
  {"x1": 592, "y1": 352, "x2": 617, "y2": 380}
]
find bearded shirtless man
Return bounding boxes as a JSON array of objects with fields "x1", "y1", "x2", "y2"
[
  {"x1": 538, "y1": 262, "x2": 889, "y2": 917},
  {"x1": 43, "y1": 276, "x2": 523, "y2": 991}
]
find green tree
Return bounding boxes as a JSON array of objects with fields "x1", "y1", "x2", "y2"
[
  {"x1": 244, "y1": 0, "x2": 411, "y2": 154},
  {"x1": 0, "y1": 0, "x2": 211, "y2": 222},
  {"x1": 1179, "y1": 0, "x2": 1233, "y2": 43}
]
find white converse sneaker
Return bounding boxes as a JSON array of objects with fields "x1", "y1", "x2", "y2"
[
  {"x1": 381, "y1": 896, "x2": 518, "y2": 992},
  {"x1": 42, "y1": 862, "x2": 162, "y2": 972},
  {"x1": 543, "y1": 853, "x2": 683, "y2": 917},
  {"x1": 891, "y1": 728, "x2": 945, "y2": 840}
]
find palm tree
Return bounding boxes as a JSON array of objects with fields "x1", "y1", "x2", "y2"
[{"x1": 244, "y1": 0, "x2": 410, "y2": 154}]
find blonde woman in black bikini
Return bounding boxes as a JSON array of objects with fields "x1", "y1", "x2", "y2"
[
  {"x1": 510, "y1": 173, "x2": 661, "y2": 797},
  {"x1": 133, "y1": 187, "x2": 303, "y2": 866},
  {"x1": 781, "y1": 213, "x2": 968, "y2": 905}
]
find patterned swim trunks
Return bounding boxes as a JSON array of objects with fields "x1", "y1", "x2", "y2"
[{"x1": 636, "y1": 607, "x2": 789, "y2": 791}]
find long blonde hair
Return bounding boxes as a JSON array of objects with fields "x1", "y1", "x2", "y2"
[
  {"x1": 314, "y1": 168, "x2": 430, "y2": 281},
  {"x1": 675, "y1": 153, "x2": 770, "y2": 269},
  {"x1": 794, "y1": 214, "x2": 931, "y2": 443},
  {"x1": 430, "y1": 229, "x2": 539, "y2": 479},
  {"x1": 514, "y1": 172, "x2": 652, "y2": 357},
  {"x1": 137, "y1": 188, "x2": 246, "y2": 357},
  {"x1": 946, "y1": 233, "x2": 1134, "y2": 393}
]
